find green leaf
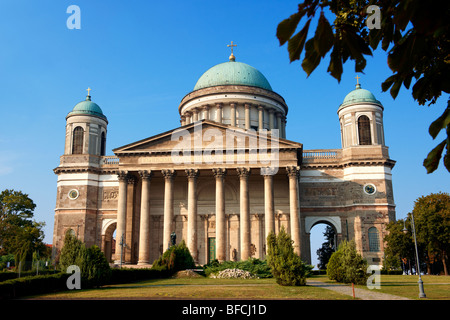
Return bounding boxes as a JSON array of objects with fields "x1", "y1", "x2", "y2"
[
  {"x1": 301, "y1": 38, "x2": 321, "y2": 77},
  {"x1": 381, "y1": 75, "x2": 396, "y2": 92},
  {"x1": 287, "y1": 19, "x2": 311, "y2": 62},
  {"x1": 327, "y1": 45, "x2": 343, "y2": 82},
  {"x1": 390, "y1": 78, "x2": 402, "y2": 99},
  {"x1": 428, "y1": 107, "x2": 450, "y2": 139},
  {"x1": 314, "y1": 12, "x2": 334, "y2": 58},
  {"x1": 277, "y1": 12, "x2": 302, "y2": 46},
  {"x1": 368, "y1": 28, "x2": 383, "y2": 51},
  {"x1": 423, "y1": 139, "x2": 446, "y2": 173}
]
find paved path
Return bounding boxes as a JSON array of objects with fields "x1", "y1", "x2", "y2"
[{"x1": 307, "y1": 279, "x2": 411, "y2": 300}]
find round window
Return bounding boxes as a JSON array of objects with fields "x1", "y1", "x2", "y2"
[
  {"x1": 363, "y1": 184, "x2": 376, "y2": 195},
  {"x1": 68, "y1": 189, "x2": 79, "y2": 200}
]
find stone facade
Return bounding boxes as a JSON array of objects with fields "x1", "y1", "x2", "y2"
[{"x1": 53, "y1": 61, "x2": 396, "y2": 267}]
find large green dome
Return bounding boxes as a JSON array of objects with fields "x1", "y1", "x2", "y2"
[
  {"x1": 340, "y1": 84, "x2": 381, "y2": 107},
  {"x1": 67, "y1": 96, "x2": 106, "y2": 119},
  {"x1": 193, "y1": 60, "x2": 273, "y2": 91}
]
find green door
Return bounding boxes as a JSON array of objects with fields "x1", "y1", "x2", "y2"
[{"x1": 208, "y1": 237, "x2": 216, "y2": 263}]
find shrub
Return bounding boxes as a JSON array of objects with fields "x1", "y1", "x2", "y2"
[
  {"x1": 58, "y1": 232, "x2": 86, "y2": 273},
  {"x1": 58, "y1": 233, "x2": 111, "y2": 288},
  {"x1": 266, "y1": 227, "x2": 312, "y2": 286},
  {"x1": 326, "y1": 240, "x2": 369, "y2": 285},
  {"x1": 84, "y1": 245, "x2": 111, "y2": 287},
  {"x1": 152, "y1": 240, "x2": 195, "y2": 274}
]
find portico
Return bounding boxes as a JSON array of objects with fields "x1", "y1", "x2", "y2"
[{"x1": 112, "y1": 120, "x2": 303, "y2": 265}]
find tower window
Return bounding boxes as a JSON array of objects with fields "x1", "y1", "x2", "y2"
[
  {"x1": 101, "y1": 131, "x2": 106, "y2": 156},
  {"x1": 358, "y1": 115, "x2": 372, "y2": 145},
  {"x1": 72, "y1": 126, "x2": 84, "y2": 154},
  {"x1": 368, "y1": 227, "x2": 380, "y2": 252}
]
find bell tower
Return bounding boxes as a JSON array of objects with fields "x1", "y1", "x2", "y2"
[
  {"x1": 64, "y1": 88, "x2": 108, "y2": 157},
  {"x1": 338, "y1": 78, "x2": 385, "y2": 149},
  {"x1": 53, "y1": 89, "x2": 109, "y2": 255}
]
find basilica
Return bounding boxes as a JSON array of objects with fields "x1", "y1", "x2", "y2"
[{"x1": 52, "y1": 48, "x2": 396, "y2": 266}]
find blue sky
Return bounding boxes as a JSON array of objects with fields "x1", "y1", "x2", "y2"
[{"x1": 0, "y1": 1, "x2": 448, "y2": 267}]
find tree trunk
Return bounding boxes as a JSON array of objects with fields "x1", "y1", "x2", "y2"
[{"x1": 442, "y1": 250, "x2": 448, "y2": 276}]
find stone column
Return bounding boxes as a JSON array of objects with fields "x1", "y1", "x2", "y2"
[
  {"x1": 213, "y1": 168, "x2": 227, "y2": 262},
  {"x1": 261, "y1": 168, "x2": 275, "y2": 243},
  {"x1": 230, "y1": 102, "x2": 236, "y2": 127},
  {"x1": 281, "y1": 116, "x2": 287, "y2": 138},
  {"x1": 276, "y1": 112, "x2": 282, "y2": 131},
  {"x1": 371, "y1": 111, "x2": 378, "y2": 144},
  {"x1": 125, "y1": 175, "x2": 136, "y2": 263},
  {"x1": 203, "y1": 105, "x2": 210, "y2": 121},
  {"x1": 244, "y1": 103, "x2": 251, "y2": 130},
  {"x1": 114, "y1": 171, "x2": 128, "y2": 264},
  {"x1": 268, "y1": 109, "x2": 274, "y2": 130},
  {"x1": 180, "y1": 116, "x2": 186, "y2": 126},
  {"x1": 192, "y1": 108, "x2": 199, "y2": 122},
  {"x1": 351, "y1": 112, "x2": 357, "y2": 145},
  {"x1": 286, "y1": 166, "x2": 301, "y2": 256},
  {"x1": 138, "y1": 170, "x2": 153, "y2": 265},
  {"x1": 162, "y1": 169, "x2": 176, "y2": 251},
  {"x1": 185, "y1": 112, "x2": 191, "y2": 125},
  {"x1": 216, "y1": 103, "x2": 223, "y2": 123},
  {"x1": 186, "y1": 169, "x2": 199, "y2": 262},
  {"x1": 237, "y1": 167, "x2": 251, "y2": 260},
  {"x1": 258, "y1": 106, "x2": 264, "y2": 131}
]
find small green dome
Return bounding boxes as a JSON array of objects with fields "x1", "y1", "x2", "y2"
[
  {"x1": 340, "y1": 84, "x2": 381, "y2": 107},
  {"x1": 194, "y1": 60, "x2": 272, "y2": 91},
  {"x1": 67, "y1": 96, "x2": 106, "y2": 119}
]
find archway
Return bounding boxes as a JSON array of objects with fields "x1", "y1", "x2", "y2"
[
  {"x1": 309, "y1": 223, "x2": 337, "y2": 270},
  {"x1": 102, "y1": 220, "x2": 117, "y2": 262},
  {"x1": 305, "y1": 216, "x2": 342, "y2": 268}
]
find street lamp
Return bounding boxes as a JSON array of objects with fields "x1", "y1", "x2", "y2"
[{"x1": 402, "y1": 213, "x2": 426, "y2": 298}]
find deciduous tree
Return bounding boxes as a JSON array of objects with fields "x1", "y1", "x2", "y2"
[{"x1": 0, "y1": 189, "x2": 45, "y2": 269}]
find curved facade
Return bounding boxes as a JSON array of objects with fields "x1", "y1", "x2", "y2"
[{"x1": 179, "y1": 57, "x2": 288, "y2": 138}]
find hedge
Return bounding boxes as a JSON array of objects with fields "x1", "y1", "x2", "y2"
[
  {"x1": 0, "y1": 270, "x2": 57, "y2": 283},
  {"x1": 0, "y1": 267, "x2": 172, "y2": 299},
  {"x1": 0, "y1": 273, "x2": 70, "y2": 299}
]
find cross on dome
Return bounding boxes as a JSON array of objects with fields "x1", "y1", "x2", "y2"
[
  {"x1": 355, "y1": 75, "x2": 361, "y2": 89},
  {"x1": 86, "y1": 87, "x2": 92, "y2": 100},
  {"x1": 227, "y1": 41, "x2": 237, "y2": 61}
]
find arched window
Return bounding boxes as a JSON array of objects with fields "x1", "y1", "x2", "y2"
[
  {"x1": 100, "y1": 131, "x2": 106, "y2": 156},
  {"x1": 368, "y1": 227, "x2": 380, "y2": 252},
  {"x1": 358, "y1": 115, "x2": 372, "y2": 145},
  {"x1": 72, "y1": 126, "x2": 84, "y2": 154}
]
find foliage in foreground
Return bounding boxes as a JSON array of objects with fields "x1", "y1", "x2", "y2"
[
  {"x1": 276, "y1": 0, "x2": 450, "y2": 173},
  {"x1": 266, "y1": 227, "x2": 312, "y2": 286},
  {"x1": 327, "y1": 240, "x2": 368, "y2": 285}
]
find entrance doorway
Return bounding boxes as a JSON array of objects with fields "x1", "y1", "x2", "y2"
[{"x1": 208, "y1": 237, "x2": 216, "y2": 263}]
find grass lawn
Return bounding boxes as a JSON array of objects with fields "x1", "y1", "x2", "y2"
[
  {"x1": 31, "y1": 276, "x2": 353, "y2": 300},
  {"x1": 361, "y1": 274, "x2": 450, "y2": 300},
  {"x1": 316, "y1": 274, "x2": 450, "y2": 300},
  {"x1": 27, "y1": 274, "x2": 450, "y2": 300}
]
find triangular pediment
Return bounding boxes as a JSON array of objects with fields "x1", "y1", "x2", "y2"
[{"x1": 113, "y1": 120, "x2": 302, "y2": 155}]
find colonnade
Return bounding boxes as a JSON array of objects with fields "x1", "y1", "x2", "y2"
[
  {"x1": 114, "y1": 166, "x2": 301, "y2": 265},
  {"x1": 180, "y1": 103, "x2": 287, "y2": 138}
]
